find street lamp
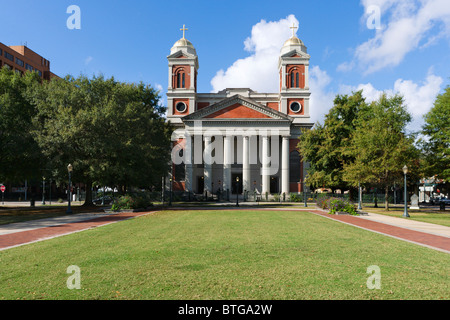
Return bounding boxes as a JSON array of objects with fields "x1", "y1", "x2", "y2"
[
  {"x1": 358, "y1": 182, "x2": 362, "y2": 210},
  {"x1": 42, "y1": 176, "x2": 46, "y2": 205},
  {"x1": 235, "y1": 176, "x2": 240, "y2": 207},
  {"x1": 169, "y1": 177, "x2": 173, "y2": 206},
  {"x1": 403, "y1": 165, "x2": 410, "y2": 218},
  {"x1": 303, "y1": 179, "x2": 307, "y2": 207},
  {"x1": 67, "y1": 164, "x2": 73, "y2": 214}
]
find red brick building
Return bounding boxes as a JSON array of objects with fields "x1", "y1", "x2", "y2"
[{"x1": 0, "y1": 42, "x2": 58, "y2": 80}]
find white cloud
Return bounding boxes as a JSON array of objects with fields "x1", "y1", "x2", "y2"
[
  {"x1": 309, "y1": 66, "x2": 335, "y2": 124},
  {"x1": 84, "y1": 56, "x2": 93, "y2": 65},
  {"x1": 341, "y1": 0, "x2": 450, "y2": 74},
  {"x1": 339, "y1": 72, "x2": 443, "y2": 132},
  {"x1": 210, "y1": 15, "x2": 298, "y2": 93}
]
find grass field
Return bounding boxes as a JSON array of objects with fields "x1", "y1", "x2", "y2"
[{"x1": 0, "y1": 209, "x2": 448, "y2": 300}]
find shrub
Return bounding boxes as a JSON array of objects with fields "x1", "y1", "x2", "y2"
[
  {"x1": 111, "y1": 192, "x2": 153, "y2": 211},
  {"x1": 327, "y1": 197, "x2": 357, "y2": 215}
]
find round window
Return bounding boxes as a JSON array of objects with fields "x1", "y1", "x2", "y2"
[
  {"x1": 175, "y1": 102, "x2": 187, "y2": 113},
  {"x1": 289, "y1": 102, "x2": 302, "y2": 113}
]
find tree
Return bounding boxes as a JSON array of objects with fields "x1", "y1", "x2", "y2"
[
  {"x1": 298, "y1": 91, "x2": 366, "y2": 197},
  {"x1": 420, "y1": 86, "x2": 450, "y2": 186},
  {"x1": 342, "y1": 93, "x2": 419, "y2": 210},
  {"x1": 31, "y1": 74, "x2": 172, "y2": 205},
  {"x1": 0, "y1": 67, "x2": 43, "y2": 183}
]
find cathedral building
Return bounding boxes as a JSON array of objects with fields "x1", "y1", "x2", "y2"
[{"x1": 167, "y1": 25, "x2": 313, "y2": 198}]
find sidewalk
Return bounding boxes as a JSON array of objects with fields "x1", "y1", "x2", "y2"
[
  {"x1": 0, "y1": 210, "x2": 155, "y2": 251},
  {"x1": 309, "y1": 208, "x2": 450, "y2": 254}
]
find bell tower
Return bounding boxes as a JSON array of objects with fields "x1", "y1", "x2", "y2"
[
  {"x1": 167, "y1": 25, "x2": 199, "y2": 124},
  {"x1": 278, "y1": 23, "x2": 310, "y2": 123}
]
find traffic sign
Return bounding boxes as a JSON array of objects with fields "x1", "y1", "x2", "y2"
[{"x1": 0, "y1": 185, "x2": 5, "y2": 192}]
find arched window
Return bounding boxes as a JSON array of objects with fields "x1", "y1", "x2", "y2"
[
  {"x1": 296, "y1": 72, "x2": 299, "y2": 88},
  {"x1": 176, "y1": 71, "x2": 185, "y2": 88},
  {"x1": 290, "y1": 72, "x2": 295, "y2": 88}
]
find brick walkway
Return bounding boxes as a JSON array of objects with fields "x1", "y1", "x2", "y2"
[
  {"x1": 308, "y1": 209, "x2": 450, "y2": 254},
  {"x1": 0, "y1": 207, "x2": 449, "y2": 254},
  {"x1": 0, "y1": 211, "x2": 155, "y2": 251}
]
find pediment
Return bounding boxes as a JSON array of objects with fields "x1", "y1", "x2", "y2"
[
  {"x1": 167, "y1": 50, "x2": 197, "y2": 60},
  {"x1": 182, "y1": 95, "x2": 292, "y2": 121},
  {"x1": 280, "y1": 49, "x2": 310, "y2": 59}
]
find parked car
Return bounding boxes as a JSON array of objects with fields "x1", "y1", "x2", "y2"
[{"x1": 92, "y1": 195, "x2": 114, "y2": 205}]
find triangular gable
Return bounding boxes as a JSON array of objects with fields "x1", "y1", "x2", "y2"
[
  {"x1": 280, "y1": 49, "x2": 310, "y2": 59},
  {"x1": 167, "y1": 50, "x2": 196, "y2": 60},
  {"x1": 183, "y1": 95, "x2": 292, "y2": 121},
  {"x1": 205, "y1": 103, "x2": 272, "y2": 119}
]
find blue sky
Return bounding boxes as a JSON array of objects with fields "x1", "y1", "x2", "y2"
[{"x1": 2, "y1": 0, "x2": 449, "y2": 129}]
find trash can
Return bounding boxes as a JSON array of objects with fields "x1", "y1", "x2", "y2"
[
  {"x1": 440, "y1": 202, "x2": 446, "y2": 211},
  {"x1": 30, "y1": 198, "x2": 35, "y2": 207}
]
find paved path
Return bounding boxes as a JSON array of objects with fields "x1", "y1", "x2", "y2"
[
  {"x1": 307, "y1": 209, "x2": 450, "y2": 254},
  {"x1": 0, "y1": 206, "x2": 449, "y2": 254},
  {"x1": 0, "y1": 211, "x2": 155, "y2": 251}
]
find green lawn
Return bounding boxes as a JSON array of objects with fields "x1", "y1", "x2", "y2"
[{"x1": 0, "y1": 209, "x2": 448, "y2": 300}]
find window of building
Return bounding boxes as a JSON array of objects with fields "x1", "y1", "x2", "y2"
[
  {"x1": 296, "y1": 72, "x2": 299, "y2": 87},
  {"x1": 289, "y1": 101, "x2": 302, "y2": 113},
  {"x1": 36, "y1": 69, "x2": 42, "y2": 77},
  {"x1": 4, "y1": 51, "x2": 14, "y2": 61},
  {"x1": 0, "y1": 49, "x2": 2, "y2": 56},
  {"x1": 15, "y1": 57, "x2": 24, "y2": 67},
  {"x1": 176, "y1": 71, "x2": 186, "y2": 88},
  {"x1": 175, "y1": 102, "x2": 187, "y2": 113},
  {"x1": 25, "y1": 63, "x2": 33, "y2": 71},
  {"x1": 4, "y1": 64, "x2": 12, "y2": 70}
]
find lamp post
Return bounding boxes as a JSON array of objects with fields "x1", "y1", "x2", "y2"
[
  {"x1": 358, "y1": 182, "x2": 362, "y2": 210},
  {"x1": 403, "y1": 165, "x2": 410, "y2": 217},
  {"x1": 235, "y1": 176, "x2": 240, "y2": 207},
  {"x1": 169, "y1": 177, "x2": 173, "y2": 206},
  {"x1": 42, "y1": 177, "x2": 46, "y2": 205},
  {"x1": 67, "y1": 164, "x2": 73, "y2": 214},
  {"x1": 303, "y1": 179, "x2": 307, "y2": 207}
]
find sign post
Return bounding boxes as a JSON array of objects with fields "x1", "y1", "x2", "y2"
[{"x1": 1, "y1": 185, "x2": 5, "y2": 205}]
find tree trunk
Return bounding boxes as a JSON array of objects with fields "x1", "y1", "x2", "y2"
[
  {"x1": 82, "y1": 181, "x2": 93, "y2": 206},
  {"x1": 385, "y1": 185, "x2": 389, "y2": 210}
]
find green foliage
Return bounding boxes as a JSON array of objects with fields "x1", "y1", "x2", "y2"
[
  {"x1": 342, "y1": 93, "x2": 418, "y2": 209},
  {"x1": 420, "y1": 86, "x2": 450, "y2": 182},
  {"x1": 289, "y1": 193, "x2": 302, "y2": 202},
  {"x1": 317, "y1": 197, "x2": 357, "y2": 215},
  {"x1": 298, "y1": 91, "x2": 366, "y2": 192},
  {"x1": 0, "y1": 67, "x2": 43, "y2": 182},
  {"x1": 30, "y1": 74, "x2": 172, "y2": 203},
  {"x1": 111, "y1": 192, "x2": 153, "y2": 211}
]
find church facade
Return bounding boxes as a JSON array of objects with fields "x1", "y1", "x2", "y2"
[{"x1": 167, "y1": 25, "x2": 313, "y2": 198}]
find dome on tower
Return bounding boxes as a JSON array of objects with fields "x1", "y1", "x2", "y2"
[
  {"x1": 281, "y1": 24, "x2": 307, "y2": 55},
  {"x1": 170, "y1": 25, "x2": 197, "y2": 56}
]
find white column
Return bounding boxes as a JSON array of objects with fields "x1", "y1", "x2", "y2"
[
  {"x1": 304, "y1": 65, "x2": 309, "y2": 89},
  {"x1": 243, "y1": 135, "x2": 250, "y2": 193},
  {"x1": 184, "y1": 134, "x2": 193, "y2": 193},
  {"x1": 204, "y1": 136, "x2": 212, "y2": 196},
  {"x1": 223, "y1": 135, "x2": 232, "y2": 195},
  {"x1": 261, "y1": 136, "x2": 270, "y2": 195},
  {"x1": 281, "y1": 136, "x2": 290, "y2": 196}
]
